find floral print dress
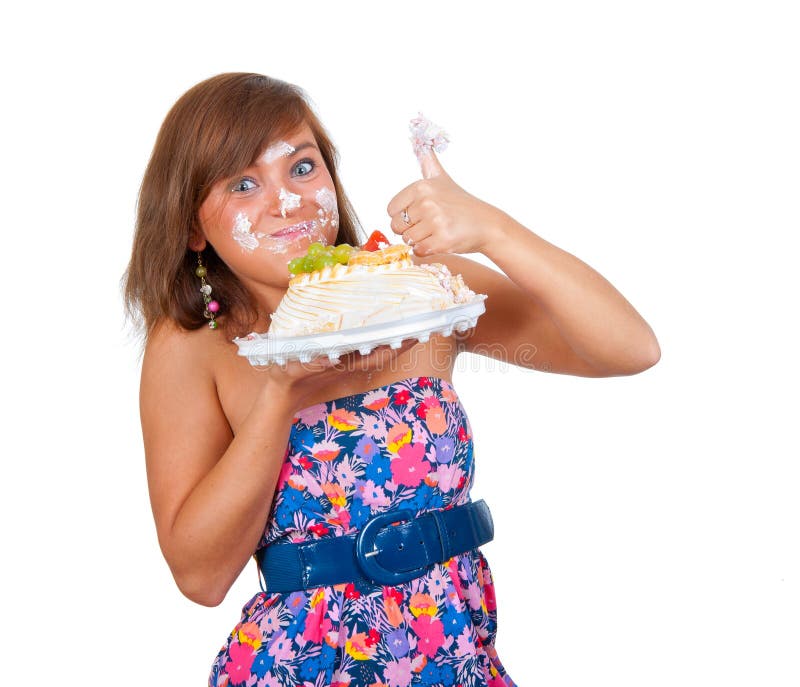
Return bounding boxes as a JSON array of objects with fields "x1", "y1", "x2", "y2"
[{"x1": 208, "y1": 376, "x2": 515, "y2": 687}]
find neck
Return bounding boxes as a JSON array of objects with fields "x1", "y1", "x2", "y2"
[{"x1": 237, "y1": 278, "x2": 287, "y2": 333}]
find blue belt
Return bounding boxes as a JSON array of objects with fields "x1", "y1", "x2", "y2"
[{"x1": 255, "y1": 499, "x2": 494, "y2": 592}]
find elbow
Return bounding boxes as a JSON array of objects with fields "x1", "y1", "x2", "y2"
[
  {"x1": 185, "y1": 588, "x2": 226, "y2": 608},
  {"x1": 174, "y1": 570, "x2": 227, "y2": 607},
  {"x1": 619, "y1": 329, "x2": 661, "y2": 375},
  {"x1": 640, "y1": 337, "x2": 661, "y2": 370},
  {"x1": 626, "y1": 339, "x2": 661, "y2": 375},
  {"x1": 166, "y1": 550, "x2": 228, "y2": 607},
  {"x1": 641, "y1": 327, "x2": 661, "y2": 367},
  {"x1": 160, "y1": 534, "x2": 229, "y2": 607},
  {"x1": 594, "y1": 342, "x2": 661, "y2": 377}
]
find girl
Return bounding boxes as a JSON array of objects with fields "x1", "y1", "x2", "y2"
[{"x1": 122, "y1": 72, "x2": 659, "y2": 687}]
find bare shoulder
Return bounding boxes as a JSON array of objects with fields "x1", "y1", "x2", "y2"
[
  {"x1": 144, "y1": 317, "x2": 207, "y2": 364},
  {"x1": 141, "y1": 319, "x2": 220, "y2": 409},
  {"x1": 140, "y1": 319, "x2": 233, "y2": 554}
]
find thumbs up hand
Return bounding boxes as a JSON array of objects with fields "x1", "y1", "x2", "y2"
[{"x1": 387, "y1": 113, "x2": 507, "y2": 257}]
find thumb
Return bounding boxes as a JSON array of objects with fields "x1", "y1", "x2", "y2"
[
  {"x1": 409, "y1": 113, "x2": 450, "y2": 180},
  {"x1": 416, "y1": 147, "x2": 448, "y2": 180}
]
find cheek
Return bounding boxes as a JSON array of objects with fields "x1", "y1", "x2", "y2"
[
  {"x1": 230, "y1": 211, "x2": 259, "y2": 253},
  {"x1": 198, "y1": 200, "x2": 242, "y2": 252},
  {"x1": 312, "y1": 185, "x2": 339, "y2": 229}
]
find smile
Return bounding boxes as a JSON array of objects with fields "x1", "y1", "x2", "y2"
[{"x1": 265, "y1": 220, "x2": 319, "y2": 238}]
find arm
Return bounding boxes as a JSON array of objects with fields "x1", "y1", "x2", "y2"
[
  {"x1": 486, "y1": 215, "x2": 660, "y2": 376},
  {"x1": 415, "y1": 215, "x2": 661, "y2": 377},
  {"x1": 140, "y1": 322, "x2": 296, "y2": 607},
  {"x1": 388, "y1": 151, "x2": 661, "y2": 377}
]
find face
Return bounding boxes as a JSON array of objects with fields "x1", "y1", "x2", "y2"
[{"x1": 195, "y1": 122, "x2": 340, "y2": 289}]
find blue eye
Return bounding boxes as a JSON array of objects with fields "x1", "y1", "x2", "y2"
[
  {"x1": 292, "y1": 159, "x2": 315, "y2": 177},
  {"x1": 232, "y1": 178, "x2": 257, "y2": 193}
]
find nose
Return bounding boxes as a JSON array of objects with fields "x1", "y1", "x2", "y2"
[
  {"x1": 263, "y1": 185, "x2": 303, "y2": 220},
  {"x1": 262, "y1": 185, "x2": 285, "y2": 218},
  {"x1": 277, "y1": 187, "x2": 302, "y2": 219}
]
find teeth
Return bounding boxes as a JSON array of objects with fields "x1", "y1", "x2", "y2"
[{"x1": 269, "y1": 260, "x2": 462, "y2": 337}]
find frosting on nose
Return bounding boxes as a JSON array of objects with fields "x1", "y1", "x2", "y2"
[{"x1": 278, "y1": 188, "x2": 302, "y2": 218}]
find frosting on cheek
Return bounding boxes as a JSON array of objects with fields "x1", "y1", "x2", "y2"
[
  {"x1": 262, "y1": 140, "x2": 295, "y2": 164},
  {"x1": 314, "y1": 186, "x2": 339, "y2": 229},
  {"x1": 231, "y1": 212, "x2": 259, "y2": 252}
]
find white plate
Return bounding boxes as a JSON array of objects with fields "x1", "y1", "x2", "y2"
[{"x1": 233, "y1": 295, "x2": 487, "y2": 366}]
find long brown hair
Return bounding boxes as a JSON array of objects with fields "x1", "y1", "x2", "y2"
[{"x1": 120, "y1": 73, "x2": 364, "y2": 358}]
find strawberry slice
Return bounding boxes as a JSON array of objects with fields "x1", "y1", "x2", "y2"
[{"x1": 362, "y1": 230, "x2": 390, "y2": 252}]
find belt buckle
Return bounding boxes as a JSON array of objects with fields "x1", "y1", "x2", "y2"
[{"x1": 355, "y1": 508, "x2": 418, "y2": 585}]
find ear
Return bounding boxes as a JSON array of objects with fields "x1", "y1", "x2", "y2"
[{"x1": 187, "y1": 226, "x2": 207, "y2": 252}]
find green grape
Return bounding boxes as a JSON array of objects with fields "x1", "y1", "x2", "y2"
[
  {"x1": 333, "y1": 243, "x2": 354, "y2": 264},
  {"x1": 300, "y1": 255, "x2": 317, "y2": 273},
  {"x1": 307, "y1": 242, "x2": 326, "y2": 258},
  {"x1": 287, "y1": 257, "x2": 305, "y2": 274},
  {"x1": 314, "y1": 253, "x2": 337, "y2": 271}
]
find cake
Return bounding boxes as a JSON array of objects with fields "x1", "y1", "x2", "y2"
[{"x1": 266, "y1": 240, "x2": 480, "y2": 339}]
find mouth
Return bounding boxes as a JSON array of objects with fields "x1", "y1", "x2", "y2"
[{"x1": 268, "y1": 220, "x2": 319, "y2": 238}]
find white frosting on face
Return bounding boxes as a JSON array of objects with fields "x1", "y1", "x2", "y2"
[
  {"x1": 231, "y1": 212, "x2": 258, "y2": 252},
  {"x1": 278, "y1": 187, "x2": 302, "y2": 218},
  {"x1": 227, "y1": 176, "x2": 336, "y2": 261},
  {"x1": 262, "y1": 140, "x2": 295, "y2": 164},
  {"x1": 315, "y1": 186, "x2": 336, "y2": 213},
  {"x1": 314, "y1": 186, "x2": 339, "y2": 229}
]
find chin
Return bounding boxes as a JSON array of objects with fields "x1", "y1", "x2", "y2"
[{"x1": 264, "y1": 238, "x2": 312, "y2": 259}]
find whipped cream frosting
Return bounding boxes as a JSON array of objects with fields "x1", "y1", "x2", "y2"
[{"x1": 267, "y1": 257, "x2": 477, "y2": 338}]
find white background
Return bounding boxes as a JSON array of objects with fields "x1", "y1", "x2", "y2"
[{"x1": 2, "y1": 1, "x2": 798, "y2": 685}]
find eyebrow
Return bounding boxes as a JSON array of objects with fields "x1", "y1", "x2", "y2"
[
  {"x1": 288, "y1": 141, "x2": 319, "y2": 156},
  {"x1": 233, "y1": 141, "x2": 320, "y2": 180}
]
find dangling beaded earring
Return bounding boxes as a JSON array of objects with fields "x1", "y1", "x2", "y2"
[{"x1": 195, "y1": 251, "x2": 220, "y2": 330}]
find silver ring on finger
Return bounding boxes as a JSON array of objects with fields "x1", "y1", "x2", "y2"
[{"x1": 401, "y1": 208, "x2": 411, "y2": 226}]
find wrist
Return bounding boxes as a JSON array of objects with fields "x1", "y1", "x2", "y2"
[
  {"x1": 477, "y1": 206, "x2": 517, "y2": 256},
  {"x1": 255, "y1": 374, "x2": 300, "y2": 420}
]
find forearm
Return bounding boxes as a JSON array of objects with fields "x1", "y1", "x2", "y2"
[
  {"x1": 483, "y1": 213, "x2": 661, "y2": 373},
  {"x1": 167, "y1": 382, "x2": 296, "y2": 606}
]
